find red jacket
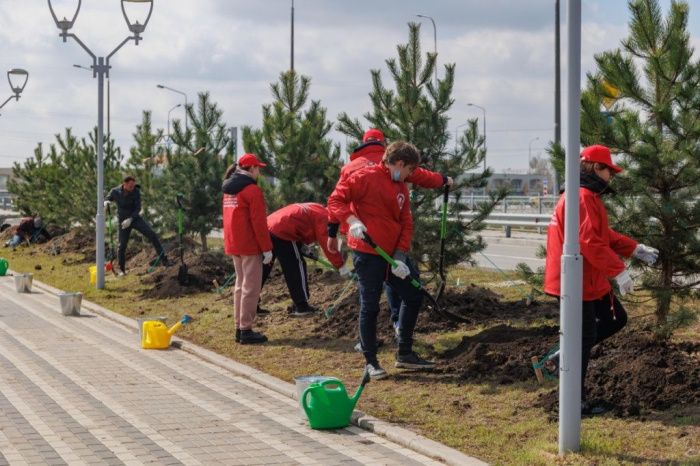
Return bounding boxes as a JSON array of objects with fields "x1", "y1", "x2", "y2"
[
  {"x1": 329, "y1": 142, "x2": 445, "y2": 225},
  {"x1": 222, "y1": 172, "x2": 272, "y2": 256},
  {"x1": 327, "y1": 164, "x2": 412, "y2": 256},
  {"x1": 544, "y1": 187, "x2": 637, "y2": 300},
  {"x1": 267, "y1": 203, "x2": 344, "y2": 268}
]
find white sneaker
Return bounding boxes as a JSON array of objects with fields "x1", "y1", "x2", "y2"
[
  {"x1": 117, "y1": 270, "x2": 126, "y2": 277},
  {"x1": 366, "y1": 363, "x2": 388, "y2": 380}
]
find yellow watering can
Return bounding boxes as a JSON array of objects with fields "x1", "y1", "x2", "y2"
[{"x1": 141, "y1": 315, "x2": 192, "y2": 349}]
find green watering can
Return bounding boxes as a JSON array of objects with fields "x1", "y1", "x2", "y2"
[
  {"x1": 0, "y1": 258, "x2": 8, "y2": 276},
  {"x1": 302, "y1": 369, "x2": 370, "y2": 430}
]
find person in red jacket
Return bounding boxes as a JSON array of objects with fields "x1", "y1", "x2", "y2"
[
  {"x1": 262, "y1": 202, "x2": 351, "y2": 316},
  {"x1": 222, "y1": 153, "x2": 274, "y2": 345},
  {"x1": 544, "y1": 144, "x2": 658, "y2": 415},
  {"x1": 328, "y1": 140, "x2": 435, "y2": 380},
  {"x1": 327, "y1": 128, "x2": 453, "y2": 341}
]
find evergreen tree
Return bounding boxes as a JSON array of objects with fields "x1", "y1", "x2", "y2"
[
  {"x1": 9, "y1": 128, "x2": 123, "y2": 230},
  {"x1": 125, "y1": 111, "x2": 166, "y2": 231},
  {"x1": 242, "y1": 70, "x2": 342, "y2": 211},
  {"x1": 157, "y1": 92, "x2": 232, "y2": 251},
  {"x1": 337, "y1": 23, "x2": 503, "y2": 281},
  {"x1": 579, "y1": 0, "x2": 699, "y2": 332}
]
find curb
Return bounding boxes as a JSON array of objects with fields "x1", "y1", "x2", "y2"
[{"x1": 25, "y1": 276, "x2": 487, "y2": 466}]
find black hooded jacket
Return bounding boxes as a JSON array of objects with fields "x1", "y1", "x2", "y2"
[
  {"x1": 107, "y1": 185, "x2": 142, "y2": 221},
  {"x1": 222, "y1": 171, "x2": 257, "y2": 195}
]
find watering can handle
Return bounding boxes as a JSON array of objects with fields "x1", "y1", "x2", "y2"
[
  {"x1": 301, "y1": 386, "x2": 313, "y2": 415},
  {"x1": 318, "y1": 379, "x2": 344, "y2": 391}
]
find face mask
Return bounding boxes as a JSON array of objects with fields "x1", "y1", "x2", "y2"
[{"x1": 391, "y1": 169, "x2": 401, "y2": 182}]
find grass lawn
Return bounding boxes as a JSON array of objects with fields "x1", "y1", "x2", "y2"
[{"x1": 2, "y1": 244, "x2": 698, "y2": 466}]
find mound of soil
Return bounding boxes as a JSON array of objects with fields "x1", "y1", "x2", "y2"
[
  {"x1": 140, "y1": 246, "x2": 234, "y2": 299},
  {"x1": 41, "y1": 228, "x2": 94, "y2": 256},
  {"x1": 536, "y1": 330, "x2": 700, "y2": 416},
  {"x1": 438, "y1": 324, "x2": 560, "y2": 384}
]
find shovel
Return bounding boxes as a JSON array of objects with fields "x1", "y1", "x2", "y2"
[
  {"x1": 361, "y1": 233, "x2": 468, "y2": 323},
  {"x1": 436, "y1": 185, "x2": 449, "y2": 302},
  {"x1": 106, "y1": 204, "x2": 118, "y2": 276},
  {"x1": 176, "y1": 194, "x2": 189, "y2": 285}
]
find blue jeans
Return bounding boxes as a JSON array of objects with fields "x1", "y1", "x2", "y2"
[
  {"x1": 6, "y1": 234, "x2": 22, "y2": 248},
  {"x1": 353, "y1": 251, "x2": 423, "y2": 364},
  {"x1": 384, "y1": 255, "x2": 420, "y2": 323}
]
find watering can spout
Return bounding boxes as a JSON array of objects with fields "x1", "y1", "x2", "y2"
[
  {"x1": 350, "y1": 368, "x2": 371, "y2": 406},
  {"x1": 167, "y1": 314, "x2": 192, "y2": 336}
]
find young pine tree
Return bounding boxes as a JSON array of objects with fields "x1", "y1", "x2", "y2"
[
  {"x1": 242, "y1": 70, "x2": 342, "y2": 210},
  {"x1": 337, "y1": 23, "x2": 503, "y2": 281},
  {"x1": 579, "y1": 0, "x2": 700, "y2": 333}
]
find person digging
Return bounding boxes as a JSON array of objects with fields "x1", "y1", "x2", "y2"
[
  {"x1": 105, "y1": 175, "x2": 169, "y2": 276},
  {"x1": 262, "y1": 202, "x2": 351, "y2": 317},
  {"x1": 328, "y1": 140, "x2": 435, "y2": 380},
  {"x1": 4, "y1": 216, "x2": 51, "y2": 250},
  {"x1": 543, "y1": 144, "x2": 659, "y2": 416}
]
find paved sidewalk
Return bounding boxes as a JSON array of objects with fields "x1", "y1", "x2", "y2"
[{"x1": 0, "y1": 276, "x2": 485, "y2": 466}]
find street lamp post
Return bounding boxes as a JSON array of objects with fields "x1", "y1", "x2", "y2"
[
  {"x1": 48, "y1": 0, "x2": 154, "y2": 290},
  {"x1": 74, "y1": 64, "x2": 110, "y2": 135},
  {"x1": 156, "y1": 84, "x2": 188, "y2": 131},
  {"x1": 167, "y1": 103, "x2": 182, "y2": 142},
  {"x1": 416, "y1": 14, "x2": 437, "y2": 85},
  {"x1": 454, "y1": 122, "x2": 469, "y2": 151},
  {"x1": 0, "y1": 68, "x2": 29, "y2": 115},
  {"x1": 467, "y1": 103, "x2": 487, "y2": 170},
  {"x1": 528, "y1": 136, "x2": 540, "y2": 174}
]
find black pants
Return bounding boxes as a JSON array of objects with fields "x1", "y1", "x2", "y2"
[
  {"x1": 581, "y1": 293, "x2": 627, "y2": 399},
  {"x1": 353, "y1": 251, "x2": 423, "y2": 365},
  {"x1": 118, "y1": 217, "x2": 164, "y2": 272},
  {"x1": 261, "y1": 234, "x2": 309, "y2": 306}
]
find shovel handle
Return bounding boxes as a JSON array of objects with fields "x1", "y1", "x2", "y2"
[{"x1": 362, "y1": 233, "x2": 421, "y2": 289}]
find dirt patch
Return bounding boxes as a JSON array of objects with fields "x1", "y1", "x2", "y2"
[
  {"x1": 536, "y1": 330, "x2": 700, "y2": 417},
  {"x1": 140, "y1": 246, "x2": 234, "y2": 299},
  {"x1": 437, "y1": 324, "x2": 559, "y2": 384}
]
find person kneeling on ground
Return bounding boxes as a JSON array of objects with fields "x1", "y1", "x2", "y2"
[
  {"x1": 223, "y1": 154, "x2": 274, "y2": 345},
  {"x1": 105, "y1": 175, "x2": 168, "y2": 276},
  {"x1": 4, "y1": 216, "x2": 51, "y2": 249},
  {"x1": 328, "y1": 140, "x2": 435, "y2": 380},
  {"x1": 544, "y1": 144, "x2": 659, "y2": 415},
  {"x1": 262, "y1": 202, "x2": 351, "y2": 317}
]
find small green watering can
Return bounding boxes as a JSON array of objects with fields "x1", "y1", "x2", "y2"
[
  {"x1": 301, "y1": 368, "x2": 370, "y2": 430},
  {"x1": 0, "y1": 258, "x2": 8, "y2": 277}
]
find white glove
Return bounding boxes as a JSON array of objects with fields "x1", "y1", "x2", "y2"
[
  {"x1": 338, "y1": 265, "x2": 352, "y2": 278},
  {"x1": 120, "y1": 218, "x2": 132, "y2": 229},
  {"x1": 262, "y1": 251, "x2": 273, "y2": 265},
  {"x1": 103, "y1": 200, "x2": 111, "y2": 208},
  {"x1": 633, "y1": 244, "x2": 659, "y2": 265},
  {"x1": 391, "y1": 260, "x2": 410, "y2": 279},
  {"x1": 347, "y1": 218, "x2": 367, "y2": 240},
  {"x1": 614, "y1": 269, "x2": 634, "y2": 295}
]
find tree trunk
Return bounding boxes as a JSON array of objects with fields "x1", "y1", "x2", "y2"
[
  {"x1": 655, "y1": 258, "x2": 673, "y2": 325},
  {"x1": 199, "y1": 231, "x2": 208, "y2": 252}
]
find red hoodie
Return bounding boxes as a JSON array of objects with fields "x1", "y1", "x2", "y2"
[
  {"x1": 329, "y1": 141, "x2": 445, "y2": 225},
  {"x1": 544, "y1": 187, "x2": 637, "y2": 300},
  {"x1": 222, "y1": 171, "x2": 272, "y2": 256},
  {"x1": 327, "y1": 164, "x2": 412, "y2": 256},
  {"x1": 267, "y1": 203, "x2": 344, "y2": 268}
]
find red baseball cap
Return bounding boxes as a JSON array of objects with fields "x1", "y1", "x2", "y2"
[
  {"x1": 580, "y1": 145, "x2": 622, "y2": 173},
  {"x1": 362, "y1": 128, "x2": 385, "y2": 143},
  {"x1": 238, "y1": 153, "x2": 266, "y2": 168}
]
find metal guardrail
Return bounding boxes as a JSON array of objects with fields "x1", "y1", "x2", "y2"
[{"x1": 458, "y1": 212, "x2": 551, "y2": 237}]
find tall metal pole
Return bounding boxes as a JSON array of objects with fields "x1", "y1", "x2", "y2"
[
  {"x1": 96, "y1": 58, "x2": 106, "y2": 289},
  {"x1": 290, "y1": 0, "x2": 295, "y2": 72},
  {"x1": 554, "y1": 0, "x2": 561, "y2": 195},
  {"x1": 107, "y1": 78, "x2": 111, "y2": 136},
  {"x1": 559, "y1": 0, "x2": 583, "y2": 454}
]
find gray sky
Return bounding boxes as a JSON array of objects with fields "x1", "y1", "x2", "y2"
[{"x1": 1, "y1": 0, "x2": 698, "y2": 171}]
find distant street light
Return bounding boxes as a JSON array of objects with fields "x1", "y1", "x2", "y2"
[
  {"x1": 48, "y1": 0, "x2": 154, "y2": 290},
  {"x1": 454, "y1": 121, "x2": 469, "y2": 150},
  {"x1": 0, "y1": 68, "x2": 29, "y2": 115},
  {"x1": 156, "y1": 84, "x2": 188, "y2": 131},
  {"x1": 467, "y1": 103, "x2": 487, "y2": 170},
  {"x1": 416, "y1": 14, "x2": 437, "y2": 85},
  {"x1": 167, "y1": 103, "x2": 182, "y2": 141},
  {"x1": 529, "y1": 136, "x2": 540, "y2": 174},
  {"x1": 74, "y1": 64, "x2": 110, "y2": 135}
]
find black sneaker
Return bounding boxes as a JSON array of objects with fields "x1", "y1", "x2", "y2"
[
  {"x1": 581, "y1": 401, "x2": 607, "y2": 416},
  {"x1": 235, "y1": 329, "x2": 241, "y2": 342},
  {"x1": 239, "y1": 329, "x2": 268, "y2": 344},
  {"x1": 366, "y1": 362, "x2": 388, "y2": 380},
  {"x1": 289, "y1": 303, "x2": 318, "y2": 317},
  {"x1": 395, "y1": 351, "x2": 436, "y2": 370}
]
